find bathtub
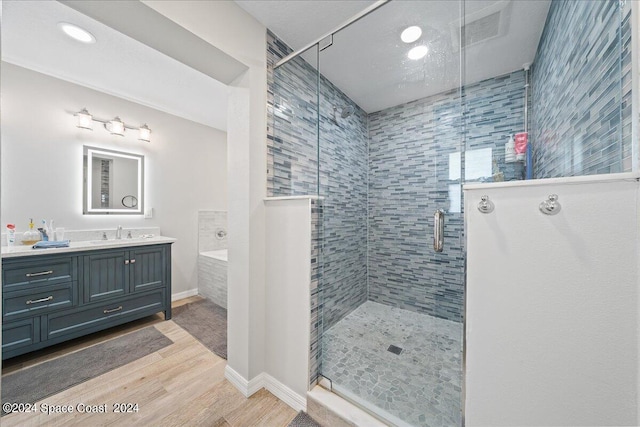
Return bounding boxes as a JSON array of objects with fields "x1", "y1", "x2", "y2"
[
  {"x1": 198, "y1": 249, "x2": 227, "y2": 308},
  {"x1": 200, "y1": 249, "x2": 228, "y2": 262}
]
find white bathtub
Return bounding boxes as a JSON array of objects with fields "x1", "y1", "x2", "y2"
[
  {"x1": 200, "y1": 249, "x2": 228, "y2": 262},
  {"x1": 198, "y1": 249, "x2": 227, "y2": 308}
]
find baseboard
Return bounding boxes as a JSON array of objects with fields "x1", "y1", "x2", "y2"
[
  {"x1": 263, "y1": 374, "x2": 307, "y2": 412},
  {"x1": 171, "y1": 289, "x2": 199, "y2": 302},
  {"x1": 224, "y1": 366, "x2": 265, "y2": 397},
  {"x1": 224, "y1": 367, "x2": 306, "y2": 412}
]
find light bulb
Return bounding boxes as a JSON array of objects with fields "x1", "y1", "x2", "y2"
[
  {"x1": 408, "y1": 45, "x2": 428, "y2": 60},
  {"x1": 58, "y1": 23, "x2": 96, "y2": 44},
  {"x1": 401, "y1": 26, "x2": 422, "y2": 44},
  {"x1": 107, "y1": 117, "x2": 125, "y2": 136},
  {"x1": 76, "y1": 108, "x2": 93, "y2": 130},
  {"x1": 138, "y1": 124, "x2": 151, "y2": 142}
]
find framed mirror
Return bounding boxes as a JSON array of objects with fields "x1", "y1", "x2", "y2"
[{"x1": 83, "y1": 146, "x2": 144, "y2": 215}]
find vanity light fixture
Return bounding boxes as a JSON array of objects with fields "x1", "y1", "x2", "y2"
[
  {"x1": 58, "y1": 23, "x2": 96, "y2": 44},
  {"x1": 401, "y1": 26, "x2": 422, "y2": 44},
  {"x1": 75, "y1": 108, "x2": 93, "y2": 130},
  {"x1": 138, "y1": 124, "x2": 151, "y2": 142},
  {"x1": 106, "y1": 117, "x2": 125, "y2": 136},
  {"x1": 74, "y1": 109, "x2": 152, "y2": 142}
]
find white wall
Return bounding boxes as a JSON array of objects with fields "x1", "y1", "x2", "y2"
[
  {"x1": 265, "y1": 198, "x2": 311, "y2": 408},
  {"x1": 143, "y1": 0, "x2": 268, "y2": 387},
  {"x1": 1, "y1": 62, "x2": 227, "y2": 295},
  {"x1": 464, "y1": 175, "x2": 639, "y2": 426}
]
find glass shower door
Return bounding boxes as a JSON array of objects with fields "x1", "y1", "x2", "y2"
[{"x1": 316, "y1": 1, "x2": 465, "y2": 425}]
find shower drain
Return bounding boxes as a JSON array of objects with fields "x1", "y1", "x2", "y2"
[{"x1": 387, "y1": 344, "x2": 403, "y2": 355}]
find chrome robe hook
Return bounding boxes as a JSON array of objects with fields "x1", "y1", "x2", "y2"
[
  {"x1": 477, "y1": 196, "x2": 494, "y2": 214},
  {"x1": 539, "y1": 194, "x2": 561, "y2": 215}
]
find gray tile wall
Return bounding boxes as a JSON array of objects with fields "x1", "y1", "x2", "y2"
[
  {"x1": 532, "y1": 0, "x2": 631, "y2": 177},
  {"x1": 267, "y1": 31, "x2": 368, "y2": 332},
  {"x1": 268, "y1": 31, "x2": 319, "y2": 195},
  {"x1": 267, "y1": 33, "x2": 532, "y2": 328},
  {"x1": 318, "y1": 79, "x2": 369, "y2": 330},
  {"x1": 198, "y1": 210, "x2": 227, "y2": 252},
  {"x1": 367, "y1": 71, "x2": 527, "y2": 322},
  {"x1": 198, "y1": 254, "x2": 227, "y2": 309},
  {"x1": 310, "y1": 198, "x2": 323, "y2": 385},
  {"x1": 368, "y1": 89, "x2": 465, "y2": 322},
  {"x1": 464, "y1": 71, "x2": 527, "y2": 181}
]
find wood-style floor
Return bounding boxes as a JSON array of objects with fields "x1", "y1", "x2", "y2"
[{"x1": 1, "y1": 297, "x2": 298, "y2": 426}]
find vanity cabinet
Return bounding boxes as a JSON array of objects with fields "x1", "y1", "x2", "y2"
[
  {"x1": 1, "y1": 243, "x2": 172, "y2": 360},
  {"x1": 82, "y1": 246, "x2": 166, "y2": 304}
]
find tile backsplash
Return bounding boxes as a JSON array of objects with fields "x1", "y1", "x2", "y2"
[{"x1": 198, "y1": 210, "x2": 227, "y2": 252}]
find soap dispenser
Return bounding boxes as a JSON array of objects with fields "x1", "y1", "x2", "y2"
[{"x1": 22, "y1": 218, "x2": 41, "y2": 245}]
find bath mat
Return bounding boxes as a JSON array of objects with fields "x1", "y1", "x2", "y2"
[
  {"x1": 1, "y1": 326, "x2": 172, "y2": 415},
  {"x1": 172, "y1": 298, "x2": 227, "y2": 359},
  {"x1": 288, "y1": 411, "x2": 322, "y2": 427}
]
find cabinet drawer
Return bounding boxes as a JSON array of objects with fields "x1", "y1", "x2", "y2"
[
  {"x1": 47, "y1": 290, "x2": 165, "y2": 340},
  {"x1": 3, "y1": 283, "x2": 75, "y2": 319},
  {"x1": 3, "y1": 257, "x2": 75, "y2": 291},
  {"x1": 2, "y1": 317, "x2": 40, "y2": 354}
]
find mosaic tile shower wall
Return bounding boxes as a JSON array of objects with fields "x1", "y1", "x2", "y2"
[
  {"x1": 267, "y1": 32, "x2": 368, "y2": 331},
  {"x1": 368, "y1": 71, "x2": 527, "y2": 322},
  {"x1": 309, "y1": 198, "x2": 323, "y2": 385},
  {"x1": 267, "y1": 32, "x2": 319, "y2": 196},
  {"x1": 268, "y1": 30, "x2": 531, "y2": 325},
  {"x1": 532, "y1": 0, "x2": 631, "y2": 178},
  {"x1": 318, "y1": 80, "x2": 369, "y2": 330}
]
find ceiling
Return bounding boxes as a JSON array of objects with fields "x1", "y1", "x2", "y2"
[
  {"x1": 236, "y1": 0, "x2": 378, "y2": 51},
  {"x1": 3, "y1": 1, "x2": 552, "y2": 128},
  {"x1": 238, "y1": 0, "x2": 551, "y2": 113},
  {"x1": 2, "y1": 0, "x2": 230, "y2": 131}
]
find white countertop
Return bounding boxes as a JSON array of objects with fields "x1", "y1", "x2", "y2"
[{"x1": 1, "y1": 236, "x2": 177, "y2": 259}]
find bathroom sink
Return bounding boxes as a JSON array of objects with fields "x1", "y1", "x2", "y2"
[{"x1": 88, "y1": 238, "x2": 147, "y2": 245}]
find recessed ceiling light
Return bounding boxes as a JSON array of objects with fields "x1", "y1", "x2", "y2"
[
  {"x1": 58, "y1": 23, "x2": 96, "y2": 44},
  {"x1": 401, "y1": 26, "x2": 422, "y2": 44},
  {"x1": 408, "y1": 45, "x2": 429, "y2": 60}
]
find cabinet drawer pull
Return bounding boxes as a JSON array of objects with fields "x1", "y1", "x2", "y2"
[
  {"x1": 124, "y1": 260, "x2": 129, "y2": 265},
  {"x1": 26, "y1": 295, "x2": 54, "y2": 305},
  {"x1": 130, "y1": 259, "x2": 136, "y2": 264},
  {"x1": 26, "y1": 270, "x2": 53, "y2": 278},
  {"x1": 104, "y1": 306, "x2": 123, "y2": 314}
]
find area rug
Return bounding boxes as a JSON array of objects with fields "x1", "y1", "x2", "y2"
[
  {"x1": 1, "y1": 326, "x2": 172, "y2": 416},
  {"x1": 172, "y1": 298, "x2": 227, "y2": 359},
  {"x1": 288, "y1": 411, "x2": 322, "y2": 427}
]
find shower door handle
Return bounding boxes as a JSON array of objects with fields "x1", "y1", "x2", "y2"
[{"x1": 433, "y1": 209, "x2": 445, "y2": 253}]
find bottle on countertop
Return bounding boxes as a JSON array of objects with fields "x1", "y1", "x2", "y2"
[
  {"x1": 6, "y1": 224, "x2": 16, "y2": 247},
  {"x1": 22, "y1": 218, "x2": 41, "y2": 245},
  {"x1": 39, "y1": 219, "x2": 50, "y2": 241},
  {"x1": 505, "y1": 135, "x2": 517, "y2": 163}
]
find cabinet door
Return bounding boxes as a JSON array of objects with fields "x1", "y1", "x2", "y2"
[
  {"x1": 2, "y1": 317, "x2": 40, "y2": 355},
  {"x1": 83, "y1": 250, "x2": 128, "y2": 303},
  {"x1": 129, "y1": 246, "x2": 165, "y2": 293}
]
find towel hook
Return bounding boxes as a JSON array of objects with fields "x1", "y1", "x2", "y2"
[
  {"x1": 539, "y1": 194, "x2": 561, "y2": 215},
  {"x1": 477, "y1": 195, "x2": 494, "y2": 214}
]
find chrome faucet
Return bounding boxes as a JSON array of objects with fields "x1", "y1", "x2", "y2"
[{"x1": 116, "y1": 225, "x2": 123, "y2": 240}]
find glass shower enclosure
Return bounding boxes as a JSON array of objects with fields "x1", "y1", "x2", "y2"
[
  {"x1": 269, "y1": 0, "x2": 629, "y2": 425},
  {"x1": 315, "y1": 2, "x2": 464, "y2": 426}
]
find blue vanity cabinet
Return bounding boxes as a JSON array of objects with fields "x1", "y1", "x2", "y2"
[
  {"x1": 129, "y1": 246, "x2": 166, "y2": 293},
  {"x1": 1, "y1": 243, "x2": 172, "y2": 360},
  {"x1": 83, "y1": 250, "x2": 128, "y2": 303}
]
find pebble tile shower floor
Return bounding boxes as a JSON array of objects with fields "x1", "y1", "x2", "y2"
[{"x1": 322, "y1": 301, "x2": 462, "y2": 427}]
